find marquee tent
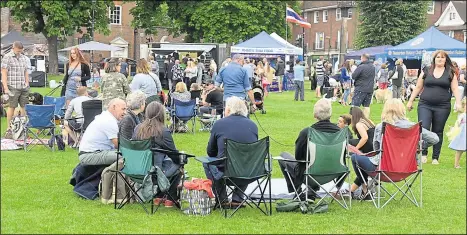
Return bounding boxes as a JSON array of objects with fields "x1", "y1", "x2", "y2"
[
  {"x1": 270, "y1": 32, "x2": 303, "y2": 55},
  {"x1": 231, "y1": 31, "x2": 297, "y2": 58},
  {"x1": 345, "y1": 45, "x2": 392, "y2": 60},
  {"x1": 386, "y1": 26, "x2": 466, "y2": 59}
]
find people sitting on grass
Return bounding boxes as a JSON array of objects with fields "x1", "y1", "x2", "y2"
[
  {"x1": 189, "y1": 83, "x2": 202, "y2": 100},
  {"x1": 169, "y1": 82, "x2": 191, "y2": 104},
  {"x1": 64, "y1": 86, "x2": 91, "y2": 148},
  {"x1": 118, "y1": 90, "x2": 146, "y2": 140},
  {"x1": 337, "y1": 114, "x2": 353, "y2": 139},
  {"x1": 203, "y1": 96, "x2": 258, "y2": 207},
  {"x1": 349, "y1": 106, "x2": 376, "y2": 154},
  {"x1": 133, "y1": 101, "x2": 180, "y2": 208},
  {"x1": 199, "y1": 79, "x2": 224, "y2": 115},
  {"x1": 78, "y1": 98, "x2": 126, "y2": 166},
  {"x1": 349, "y1": 98, "x2": 439, "y2": 200},
  {"x1": 278, "y1": 98, "x2": 342, "y2": 200}
]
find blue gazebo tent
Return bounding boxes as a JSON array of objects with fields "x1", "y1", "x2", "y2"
[
  {"x1": 386, "y1": 26, "x2": 466, "y2": 59},
  {"x1": 345, "y1": 45, "x2": 392, "y2": 60},
  {"x1": 230, "y1": 31, "x2": 297, "y2": 58}
]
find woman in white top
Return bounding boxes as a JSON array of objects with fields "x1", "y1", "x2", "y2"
[
  {"x1": 184, "y1": 60, "x2": 198, "y2": 88},
  {"x1": 130, "y1": 58, "x2": 162, "y2": 100},
  {"x1": 209, "y1": 59, "x2": 218, "y2": 79}
]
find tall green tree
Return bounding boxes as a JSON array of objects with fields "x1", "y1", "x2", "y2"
[
  {"x1": 165, "y1": 1, "x2": 300, "y2": 43},
  {"x1": 2, "y1": 1, "x2": 113, "y2": 74},
  {"x1": 355, "y1": 1, "x2": 429, "y2": 49},
  {"x1": 128, "y1": 1, "x2": 177, "y2": 36}
]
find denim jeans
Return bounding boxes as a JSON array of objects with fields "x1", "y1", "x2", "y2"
[
  {"x1": 417, "y1": 103, "x2": 451, "y2": 160},
  {"x1": 342, "y1": 88, "x2": 351, "y2": 103},
  {"x1": 282, "y1": 76, "x2": 288, "y2": 91},
  {"x1": 294, "y1": 80, "x2": 304, "y2": 101},
  {"x1": 351, "y1": 154, "x2": 377, "y2": 186}
]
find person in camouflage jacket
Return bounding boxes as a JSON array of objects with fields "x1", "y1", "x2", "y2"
[{"x1": 100, "y1": 58, "x2": 131, "y2": 110}]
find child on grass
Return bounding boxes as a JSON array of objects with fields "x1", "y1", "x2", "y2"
[{"x1": 448, "y1": 97, "x2": 466, "y2": 169}]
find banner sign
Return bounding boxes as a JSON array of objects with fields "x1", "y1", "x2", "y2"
[
  {"x1": 231, "y1": 46, "x2": 295, "y2": 55},
  {"x1": 388, "y1": 49, "x2": 466, "y2": 58}
]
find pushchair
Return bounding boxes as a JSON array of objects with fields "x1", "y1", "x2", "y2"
[
  {"x1": 252, "y1": 85, "x2": 266, "y2": 114},
  {"x1": 320, "y1": 75, "x2": 334, "y2": 99}
]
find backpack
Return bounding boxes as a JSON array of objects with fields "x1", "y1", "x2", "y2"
[{"x1": 10, "y1": 116, "x2": 26, "y2": 140}]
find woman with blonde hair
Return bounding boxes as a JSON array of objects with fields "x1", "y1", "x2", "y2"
[
  {"x1": 184, "y1": 60, "x2": 198, "y2": 88},
  {"x1": 209, "y1": 59, "x2": 218, "y2": 79},
  {"x1": 61, "y1": 47, "x2": 91, "y2": 105},
  {"x1": 349, "y1": 98, "x2": 439, "y2": 200},
  {"x1": 100, "y1": 58, "x2": 131, "y2": 109},
  {"x1": 130, "y1": 58, "x2": 162, "y2": 104},
  {"x1": 264, "y1": 60, "x2": 275, "y2": 95},
  {"x1": 171, "y1": 82, "x2": 191, "y2": 102}
]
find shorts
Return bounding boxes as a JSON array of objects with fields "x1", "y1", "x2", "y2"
[
  {"x1": 316, "y1": 75, "x2": 325, "y2": 87},
  {"x1": 67, "y1": 119, "x2": 83, "y2": 131},
  {"x1": 378, "y1": 82, "x2": 389, "y2": 89},
  {"x1": 7, "y1": 85, "x2": 29, "y2": 108},
  {"x1": 351, "y1": 90, "x2": 373, "y2": 107}
]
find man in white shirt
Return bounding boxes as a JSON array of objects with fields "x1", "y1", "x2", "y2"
[
  {"x1": 78, "y1": 98, "x2": 127, "y2": 166},
  {"x1": 64, "y1": 86, "x2": 91, "y2": 147}
]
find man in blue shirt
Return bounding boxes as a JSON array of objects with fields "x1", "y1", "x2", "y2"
[
  {"x1": 293, "y1": 60, "x2": 305, "y2": 101},
  {"x1": 215, "y1": 54, "x2": 256, "y2": 110}
]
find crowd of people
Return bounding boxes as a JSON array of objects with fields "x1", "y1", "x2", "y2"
[{"x1": 1, "y1": 40, "x2": 465, "y2": 208}]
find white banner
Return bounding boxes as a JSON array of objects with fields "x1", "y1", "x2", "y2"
[{"x1": 231, "y1": 46, "x2": 295, "y2": 55}]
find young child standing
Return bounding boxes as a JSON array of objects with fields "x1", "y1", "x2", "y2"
[{"x1": 448, "y1": 98, "x2": 466, "y2": 168}]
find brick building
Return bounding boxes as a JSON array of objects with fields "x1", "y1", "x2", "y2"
[
  {"x1": 434, "y1": 1, "x2": 466, "y2": 43},
  {"x1": 291, "y1": 1, "x2": 449, "y2": 62}
]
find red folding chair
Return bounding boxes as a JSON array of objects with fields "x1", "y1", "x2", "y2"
[{"x1": 357, "y1": 122, "x2": 423, "y2": 208}]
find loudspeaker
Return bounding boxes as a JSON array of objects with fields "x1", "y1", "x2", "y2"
[{"x1": 30, "y1": 71, "x2": 47, "y2": 87}]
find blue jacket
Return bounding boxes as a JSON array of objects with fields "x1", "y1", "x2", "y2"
[
  {"x1": 69, "y1": 163, "x2": 107, "y2": 200},
  {"x1": 340, "y1": 67, "x2": 350, "y2": 82}
]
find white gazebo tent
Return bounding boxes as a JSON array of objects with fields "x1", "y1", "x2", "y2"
[{"x1": 270, "y1": 32, "x2": 303, "y2": 55}]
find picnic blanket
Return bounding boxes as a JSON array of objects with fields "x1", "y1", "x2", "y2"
[{"x1": 1, "y1": 138, "x2": 20, "y2": 150}]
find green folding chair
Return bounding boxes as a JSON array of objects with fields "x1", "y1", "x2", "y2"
[
  {"x1": 196, "y1": 136, "x2": 272, "y2": 218},
  {"x1": 279, "y1": 127, "x2": 351, "y2": 210}
]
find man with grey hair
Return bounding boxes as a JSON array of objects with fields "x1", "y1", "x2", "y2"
[
  {"x1": 215, "y1": 54, "x2": 256, "y2": 111},
  {"x1": 78, "y1": 98, "x2": 127, "y2": 166},
  {"x1": 278, "y1": 98, "x2": 341, "y2": 200},
  {"x1": 119, "y1": 90, "x2": 146, "y2": 140},
  {"x1": 351, "y1": 53, "x2": 375, "y2": 118},
  {"x1": 203, "y1": 96, "x2": 258, "y2": 206},
  {"x1": 1, "y1": 41, "x2": 30, "y2": 139}
]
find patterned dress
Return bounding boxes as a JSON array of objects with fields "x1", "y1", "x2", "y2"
[{"x1": 65, "y1": 67, "x2": 82, "y2": 101}]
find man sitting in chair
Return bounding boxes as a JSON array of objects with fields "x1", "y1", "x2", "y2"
[
  {"x1": 78, "y1": 98, "x2": 126, "y2": 166},
  {"x1": 278, "y1": 98, "x2": 341, "y2": 200},
  {"x1": 199, "y1": 79, "x2": 223, "y2": 115},
  {"x1": 203, "y1": 96, "x2": 258, "y2": 206},
  {"x1": 64, "y1": 86, "x2": 91, "y2": 148}
]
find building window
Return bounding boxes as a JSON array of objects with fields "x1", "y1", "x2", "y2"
[
  {"x1": 109, "y1": 5, "x2": 122, "y2": 25},
  {"x1": 323, "y1": 10, "x2": 328, "y2": 22},
  {"x1": 448, "y1": 31, "x2": 454, "y2": 38},
  {"x1": 315, "y1": 32, "x2": 324, "y2": 49},
  {"x1": 449, "y1": 12, "x2": 456, "y2": 20},
  {"x1": 348, "y1": 8, "x2": 353, "y2": 18},
  {"x1": 314, "y1": 11, "x2": 319, "y2": 23},
  {"x1": 427, "y1": 1, "x2": 435, "y2": 14},
  {"x1": 336, "y1": 8, "x2": 342, "y2": 20},
  {"x1": 337, "y1": 30, "x2": 341, "y2": 49},
  {"x1": 78, "y1": 37, "x2": 89, "y2": 44}
]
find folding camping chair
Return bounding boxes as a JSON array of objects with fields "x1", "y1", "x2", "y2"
[
  {"x1": 170, "y1": 99, "x2": 197, "y2": 134},
  {"x1": 356, "y1": 122, "x2": 423, "y2": 209},
  {"x1": 67, "y1": 100, "x2": 102, "y2": 146},
  {"x1": 43, "y1": 96, "x2": 66, "y2": 126},
  {"x1": 23, "y1": 104, "x2": 56, "y2": 151},
  {"x1": 114, "y1": 136, "x2": 194, "y2": 214},
  {"x1": 276, "y1": 127, "x2": 351, "y2": 210},
  {"x1": 198, "y1": 108, "x2": 221, "y2": 132},
  {"x1": 196, "y1": 137, "x2": 272, "y2": 218}
]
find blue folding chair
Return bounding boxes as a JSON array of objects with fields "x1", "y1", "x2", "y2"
[
  {"x1": 43, "y1": 96, "x2": 66, "y2": 119},
  {"x1": 24, "y1": 104, "x2": 56, "y2": 151},
  {"x1": 171, "y1": 99, "x2": 197, "y2": 134}
]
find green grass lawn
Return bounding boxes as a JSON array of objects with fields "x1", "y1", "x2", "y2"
[{"x1": 1, "y1": 81, "x2": 465, "y2": 234}]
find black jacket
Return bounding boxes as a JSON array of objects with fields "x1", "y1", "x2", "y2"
[
  {"x1": 118, "y1": 110, "x2": 143, "y2": 140},
  {"x1": 61, "y1": 63, "x2": 91, "y2": 96},
  {"x1": 275, "y1": 60, "x2": 285, "y2": 76},
  {"x1": 389, "y1": 65, "x2": 404, "y2": 87},
  {"x1": 352, "y1": 60, "x2": 375, "y2": 93}
]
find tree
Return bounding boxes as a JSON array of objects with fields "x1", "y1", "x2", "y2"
[
  {"x1": 128, "y1": 1, "x2": 176, "y2": 36},
  {"x1": 165, "y1": 1, "x2": 300, "y2": 43},
  {"x1": 355, "y1": 1, "x2": 429, "y2": 49},
  {"x1": 2, "y1": 1, "x2": 113, "y2": 74}
]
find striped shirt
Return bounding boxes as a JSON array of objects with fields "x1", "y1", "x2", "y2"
[
  {"x1": 1, "y1": 51, "x2": 29, "y2": 89},
  {"x1": 315, "y1": 61, "x2": 324, "y2": 76}
]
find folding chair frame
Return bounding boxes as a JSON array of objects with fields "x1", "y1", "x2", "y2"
[
  {"x1": 113, "y1": 141, "x2": 195, "y2": 215},
  {"x1": 356, "y1": 122, "x2": 423, "y2": 209},
  {"x1": 23, "y1": 105, "x2": 56, "y2": 152},
  {"x1": 200, "y1": 137, "x2": 272, "y2": 218},
  {"x1": 170, "y1": 98, "x2": 197, "y2": 134}
]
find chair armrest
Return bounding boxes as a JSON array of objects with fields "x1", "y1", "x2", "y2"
[
  {"x1": 272, "y1": 156, "x2": 307, "y2": 163},
  {"x1": 151, "y1": 148, "x2": 195, "y2": 158},
  {"x1": 65, "y1": 117, "x2": 84, "y2": 121},
  {"x1": 195, "y1": 156, "x2": 226, "y2": 165},
  {"x1": 360, "y1": 150, "x2": 380, "y2": 157}
]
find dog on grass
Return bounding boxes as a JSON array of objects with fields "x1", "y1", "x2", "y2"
[{"x1": 374, "y1": 88, "x2": 392, "y2": 104}]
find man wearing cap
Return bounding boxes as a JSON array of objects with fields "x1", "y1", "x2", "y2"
[
  {"x1": 1, "y1": 41, "x2": 30, "y2": 139},
  {"x1": 200, "y1": 79, "x2": 224, "y2": 115}
]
